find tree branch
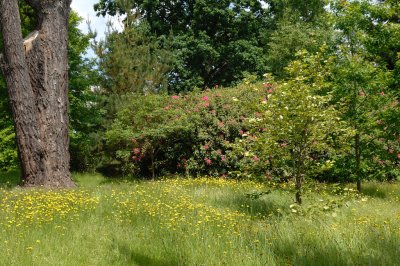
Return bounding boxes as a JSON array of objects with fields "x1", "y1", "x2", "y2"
[
  {"x1": 0, "y1": 30, "x2": 40, "y2": 75},
  {"x1": 23, "y1": 30, "x2": 40, "y2": 55}
]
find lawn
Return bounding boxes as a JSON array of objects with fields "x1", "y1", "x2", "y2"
[{"x1": 0, "y1": 173, "x2": 399, "y2": 265}]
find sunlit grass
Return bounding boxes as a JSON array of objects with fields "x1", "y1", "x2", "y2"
[{"x1": 0, "y1": 174, "x2": 399, "y2": 265}]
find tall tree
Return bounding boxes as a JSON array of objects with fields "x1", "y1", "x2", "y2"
[
  {"x1": 95, "y1": 0, "x2": 270, "y2": 92},
  {"x1": 94, "y1": 17, "x2": 173, "y2": 95},
  {"x1": 0, "y1": 0, "x2": 74, "y2": 187}
]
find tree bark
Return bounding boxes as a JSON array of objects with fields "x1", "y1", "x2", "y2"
[
  {"x1": 295, "y1": 165, "x2": 303, "y2": 205},
  {"x1": 293, "y1": 150, "x2": 303, "y2": 205},
  {"x1": 0, "y1": 0, "x2": 74, "y2": 188},
  {"x1": 355, "y1": 133, "x2": 361, "y2": 192}
]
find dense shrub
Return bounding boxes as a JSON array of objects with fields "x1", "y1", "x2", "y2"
[{"x1": 103, "y1": 82, "x2": 267, "y2": 178}]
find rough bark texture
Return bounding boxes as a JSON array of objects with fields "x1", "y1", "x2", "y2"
[{"x1": 0, "y1": 0, "x2": 74, "y2": 188}]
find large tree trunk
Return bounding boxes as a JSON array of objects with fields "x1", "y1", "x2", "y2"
[{"x1": 0, "y1": 0, "x2": 74, "y2": 188}]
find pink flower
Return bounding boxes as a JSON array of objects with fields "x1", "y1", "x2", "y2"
[
  {"x1": 133, "y1": 148, "x2": 141, "y2": 155},
  {"x1": 398, "y1": 154, "x2": 400, "y2": 160},
  {"x1": 265, "y1": 172, "x2": 272, "y2": 181},
  {"x1": 221, "y1": 155, "x2": 226, "y2": 162},
  {"x1": 204, "y1": 158, "x2": 212, "y2": 165},
  {"x1": 203, "y1": 145, "x2": 209, "y2": 150},
  {"x1": 263, "y1": 82, "x2": 271, "y2": 88},
  {"x1": 268, "y1": 89, "x2": 274, "y2": 94},
  {"x1": 239, "y1": 130, "x2": 244, "y2": 135},
  {"x1": 253, "y1": 155, "x2": 260, "y2": 162},
  {"x1": 204, "y1": 102, "x2": 210, "y2": 108},
  {"x1": 171, "y1": 95, "x2": 180, "y2": 99},
  {"x1": 380, "y1": 91, "x2": 385, "y2": 96},
  {"x1": 202, "y1": 96, "x2": 209, "y2": 101}
]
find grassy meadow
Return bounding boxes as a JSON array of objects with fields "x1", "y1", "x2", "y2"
[{"x1": 0, "y1": 172, "x2": 399, "y2": 265}]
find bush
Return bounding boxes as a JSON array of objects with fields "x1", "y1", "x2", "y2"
[{"x1": 102, "y1": 82, "x2": 267, "y2": 178}]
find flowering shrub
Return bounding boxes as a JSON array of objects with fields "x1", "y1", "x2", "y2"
[
  {"x1": 102, "y1": 50, "x2": 399, "y2": 186},
  {"x1": 103, "y1": 83, "x2": 267, "y2": 178}
]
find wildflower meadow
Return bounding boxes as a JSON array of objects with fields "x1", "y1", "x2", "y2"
[{"x1": 0, "y1": 173, "x2": 399, "y2": 265}]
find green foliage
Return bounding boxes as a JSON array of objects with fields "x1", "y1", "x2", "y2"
[
  {"x1": 0, "y1": 78, "x2": 15, "y2": 172},
  {"x1": 68, "y1": 12, "x2": 103, "y2": 172},
  {"x1": 328, "y1": 53, "x2": 397, "y2": 182},
  {"x1": 94, "y1": 11, "x2": 173, "y2": 95},
  {"x1": 269, "y1": 0, "x2": 328, "y2": 23},
  {"x1": 327, "y1": 0, "x2": 400, "y2": 183},
  {"x1": 267, "y1": 18, "x2": 333, "y2": 77},
  {"x1": 0, "y1": 127, "x2": 18, "y2": 172},
  {"x1": 233, "y1": 50, "x2": 352, "y2": 202},
  {"x1": 0, "y1": 0, "x2": 398, "y2": 185},
  {"x1": 95, "y1": 0, "x2": 270, "y2": 92}
]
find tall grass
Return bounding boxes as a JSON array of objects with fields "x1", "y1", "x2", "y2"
[{"x1": 0, "y1": 174, "x2": 399, "y2": 265}]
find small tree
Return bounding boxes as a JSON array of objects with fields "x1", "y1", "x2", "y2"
[
  {"x1": 331, "y1": 0, "x2": 394, "y2": 190},
  {"x1": 93, "y1": 1, "x2": 173, "y2": 95},
  {"x1": 246, "y1": 50, "x2": 350, "y2": 204}
]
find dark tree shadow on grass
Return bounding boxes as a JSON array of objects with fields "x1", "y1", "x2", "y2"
[
  {"x1": 361, "y1": 184, "x2": 387, "y2": 199},
  {"x1": 270, "y1": 227, "x2": 400, "y2": 265},
  {"x1": 214, "y1": 192, "x2": 291, "y2": 218},
  {"x1": 115, "y1": 242, "x2": 182, "y2": 266}
]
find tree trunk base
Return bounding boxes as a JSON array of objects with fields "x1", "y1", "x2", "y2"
[
  {"x1": 22, "y1": 176, "x2": 76, "y2": 189},
  {"x1": 296, "y1": 190, "x2": 302, "y2": 205}
]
